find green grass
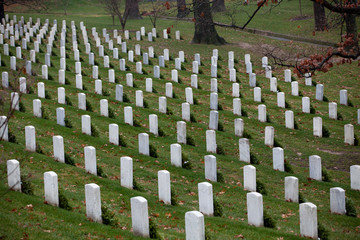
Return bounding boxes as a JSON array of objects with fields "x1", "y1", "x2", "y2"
[{"x1": 0, "y1": 5, "x2": 359, "y2": 240}]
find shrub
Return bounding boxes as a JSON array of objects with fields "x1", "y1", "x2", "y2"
[
  {"x1": 123, "y1": 93, "x2": 130, "y2": 102},
  {"x1": 216, "y1": 145, "x2": 225, "y2": 155},
  {"x1": 158, "y1": 127, "x2": 166, "y2": 137},
  {"x1": 217, "y1": 171, "x2": 225, "y2": 183},
  {"x1": 241, "y1": 109, "x2": 248, "y2": 117},
  {"x1": 250, "y1": 153, "x2": 259, "y2": 165},
  {"x1": 171, "y1": 190, "x2": 177, "y2": 206},
  {"x1": 322, "y1": 126, "x2": 330, "y2": 138},
  {"x1": 190, "y1": 113, "x2": 197, "y2": 123},
  {"x1": 273, "y1": 138, "x2": 283, "y2": 148},
  {"x1": 64, "y1": 153, "x2": 75, "y2": 166},
  {"x1": 59, "y1": 191, "x2": 72, "y2": 211},
  {"x1": 284, "y1": 160, "x2": 294, "y2": 173},
  {"x1": 299, "y1": 192, "x2": 307, "y2": 203},
  {"x1": 64, "y1": 118, "x2": 73, "y2": 128},
  {"x1": 310, "y1": 105, "x2": 316, "y2": 114},
  {"x1": 264, "y1": 210, "x2": 276, "y2": 228},
  {"x1": 166, "y1": 107, "x2": 173, "y2": 115},
  {"x1": 149, "y1": 218, "x2": 162, "y2": 239},
  {"x1": 21, "y1": 174, "x2": 34, "y2": 195},
  {"x1": 133, "y1": 119, "x2": 141, "y2": 127},
  {"x1": 345, "y1": 197, "x2": 357, "y2": 217},
  {"x1": 218, "y1": 122, "x2": 224, "y2": 131},
  {"x1": 337, "y1": 112, "x2": 343, "y2": 120},
  {"x1": 182, "y1": 153, "x2": 191, "y2": 169},
  {"x1": 285, "y1": 101, "x2": 291, "y2": 108},
  {"x1": 133, "y1": 178, "x2": 144, "y2": 192},
  {"x1": 323, "y1": 96, "x2": 329, "y2": 102},
  {"x1": 101, "y1": 204, "x2": 117, "y2": 226},
  {"x1": 108, "y1": 107, "x2": 116, "y2": 119},
  {"x1": 19, "y1": 102, "x2": 26, "y2": 112},
  {"x1": 243, "y1": 131, "x2": 252, "y2": 139},
  {"x1": 213, "y1": 197, "x2": 223, "y2": 217},
  {"x1": 144, "y1": 100, "x2": 149, "y2": 108},
  {"x1": 256, "y1": 180, "x2": 267, "y2": 195},
  {"x1": 97, "y1": 165, "x2": 107, "y2": 178},
  {"x1": 8, "y1": 131, "x2": 17, "y2": 143},
  {"x1": 91, "y1": 124, "x2": 99, "y2": 137},
  {"x1": 150, "y1": 144, "x2": 158, "y2": 158},
  {"x1": 322, "y1": 168, "x2": 331, "y2": 182},
  {"x1": 41, "y1": 106, "x2": 49, "y2": 120},
  {"x1": 86, "y1": 100, "x2": 93, "y2": 112},
  {"x1": 36, "y1": 143, "x2": 44, "y2": 154},
  {"x1": 119, "y1": 135, "x2": 127, "y2": 147},
  {"x1": 186, "y1": 136, "x2": 196, "y2": 146},
  {"x1": 348, "y1": 99, "x2": 354, "y2": 107},
  {"x1": 103, "y1": 90, "x2": 110, "y2": 96},
  {"x1": 318, "y1": 223, "x2": 329, "y2": 240},
  {"x1": 65, "y1": 78, "x2": 71, "y2": 85},
  {"x1": 193, "y1": 97, "x2": 199, "y2": 105},
  {"x1": 65, "y1": 96, "x2": 72, "y2": 106}
]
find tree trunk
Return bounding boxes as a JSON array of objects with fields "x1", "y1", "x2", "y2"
[
  {"x1": 0, "y1": 1, "x2": 5, "y2": 22},
  {"x1": 344, "y1": 13, "x2": 358, "y2": 47},
  {"x1": 192, "y1": 0, "x2": 225, "y2": 45},
  {"x1": 126, "y1": 0, "x2": 142, "y2": 19},
  {"x1": 177, "y1": 0, "x2": 189, "y2": 18},
  {"x1": 299, "y1": 0, "x2": 302, "y2": 16},
  {"x1": 212, "y1": 0, "x2": 226, "y2": 12},
  {"x1": 313, "y1": 2, "x2": 326, "y2": 31}
]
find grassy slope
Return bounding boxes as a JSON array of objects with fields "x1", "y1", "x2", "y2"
[{"x1": 0, "y1": 2, "x2": 360, "y2": 240}]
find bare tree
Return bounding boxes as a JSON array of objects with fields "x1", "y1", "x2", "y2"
[
  {"x1": 177, "y1": 0, "x2": 189, "y2": 18},
  {"x1": 59, "y1": 0, "x2": 70, "y2": 16},
  {"x1": 100, "y1": 0, "x2": 130, "y2": 32},
  {"x1": 145, "y1": 0, "x2": 174, "y2": 28}
]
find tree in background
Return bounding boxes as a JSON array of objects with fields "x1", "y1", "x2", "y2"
[
  {"x1": 126, "y1": 0, "x2": 142, "y2": 19},
  {"x1": 313, "y1": 1, "x2": 327, "y2": 31},
  {"x1": 0, "y1": 0, "x2": 48, "y2": 20},
  {"x1": 192, "y1": 0, "x2": 226, "y2": 44},
  {"x1": 212, "y1": 0, "x2": 226, "y2": 12},
  {"x1": 177, "y1": 0, "x2": 189, "y2": 18},
  {"x1": 100, "y1": 0, "x2": 130, "y2": 31}
]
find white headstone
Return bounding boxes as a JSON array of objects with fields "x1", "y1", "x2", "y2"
[
  {"x1": 136, "y1": 90, "x2": 144, "y2": 107},
  {"x1": 302, "y1": 97, "x2": 310, "y2": 113},
  {"x1": 273, "y1": 147, "x2": 284, "y2": 171},
  {"x1": 44, "y1": 171, "x2": 59, "y2": 206},
  {"x1": 166, "y1": 82, "x2": 173, "y2": 98},
  {"x1": 254, "y1": 87, "x2": 261, "y2": 102},
  {"x1": 109, "y1": 124, "x2": 119, "y2": 145},
  {"x1": 205, "y1": 155, "x2": 217, "y2": 182},
  {"x1": 7, "y1": 159, "x2": 21, "y2": 191},
  {"x1": 185, "y1": 87, "x2": 194, "y2": 104},
  {"x1": 233, "y1": 98, "x2": 242, "y2": 116},
  {"x1": 185, "y1": 211, "x2": 205, "y2": 240},
  {"x1": 350, "y1": 165, "x2": 360, "y2": 190},
  {"x1": 0, "y1": 116, "x2": 8, "y2": 141},
  {"x1": 330, "y1": 187, "x2": 346, "y2": 214},
  {"x1": 210, "y1": 93, "x2": 218, "y2": 110},
  {"x1": 329, "y1": 102, "x2": 337, "y2": 120},
  {"x1": 171, "y1": 143, "x2": 182, "y2": 167},
  {"x1": 131, "y1": 196, "x2": 149, "y2": 238},
  {"x1": 285, "y1": 176, "x2": 298, "y2": 203},
  {"x1": 235, "y1": 118, "x2": 244, "y2": 137},
  {"x1": 85, "y1": 146, "x2": 97, "y2": 175},
  {"x1": 146, "y1": 78, "x2": 152, "y2": 92},
  {"x1": 299, "y1": 203, "x2": 317, "y2": 239},
  {"x1": 344, "y1": 124, "x2": 354, "y2": 145},
  {"x1": 244, "y1": 165, "x2": 256, "y2": 192},
  {"x1": 285, "y1": 110, "x2": 294, "y2": 129},
  {"x1": 149, "y1": 114, "x2": 158, "y2": 136},
  {"x1": 25, "y1": 125, "x2": 36, "y2": 152},
  {"x1": 124, "y1": 106, "x2": 133, "y2": 126},
  {"x1": 316, "y1": 84, "x2": 324, "y2": 101},
  {"x1": 33, "y1": 99, "x2": 42, "y2": 118},
  {"x1": 340, "y1": 89, "x2": 348, "y2": 105},
  {"x1": 85, "y1": 183, "x2": 102, "y2": 223},
  {"x1": 81, "y1": 115, "x2": 91, "y2": 135},
  {"x1": 138, "y1": 133, "x2": 149, "y2": 156},
  {"x1": 270, "y1": 77, "x2": 277, "y2": 92},
  {"x1": 247, "y1": 192, "x2": 263, "y2": 227},
  {"x1": 121, "y1": 156, "x2": 133, "y2": 189},
  {"x1": 258, "y1": 104, "x2": 266, "y2": 122},
  {"x1": 277, "y1": 92, "x2": 285, "y2": 108},
  {"x1": 100, "y1": 99, "x2": 108, "y2": 117},
  {"x1": 198, "y1": 182, "x2": 214, "y2": 216},
  {"x1": 159, "y1": 96, "x2": 167, "y2": 114},
  {"x1": 209, "y1": 110, "x2": 218, "y2": 130},
  {"x1": 291, "y1": 81, "x2": 299, "y2": 96},
  {"x1": 206, "y1": 130, "x2": 216, "y2": 153},
  {"x1": 56, "y1": 107, "x2": 65, "y2": 126},
  {"x1": 182, "y1": 102, "x2": 190, "y2": 122},
  {"x1": 239, "y1": 138, "x2": 250, "y2": 163},
  {"x1": 313, "y1": 117, "x2": 322, "y2": 137},
  {"x1": 309, "y1": 155, "x2": 322, "y2": 181},
  {"x1": 116, "y1": 85, "x2": 123, "y2": 102},
  {"x1": 177, "y1": 121, "x2": 186, "y2": 144},
  {"x1": 158, "y1": 170, "x2": 171, "y2": 205}
]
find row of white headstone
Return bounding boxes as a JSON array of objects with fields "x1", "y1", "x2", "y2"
[{"x1": 7, "y1": 158, "x2": 358, "y2": 239}]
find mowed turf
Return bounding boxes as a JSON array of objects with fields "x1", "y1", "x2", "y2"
[{"x1": 0, "y1": 3, "x2": 360, "y2": 240}]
